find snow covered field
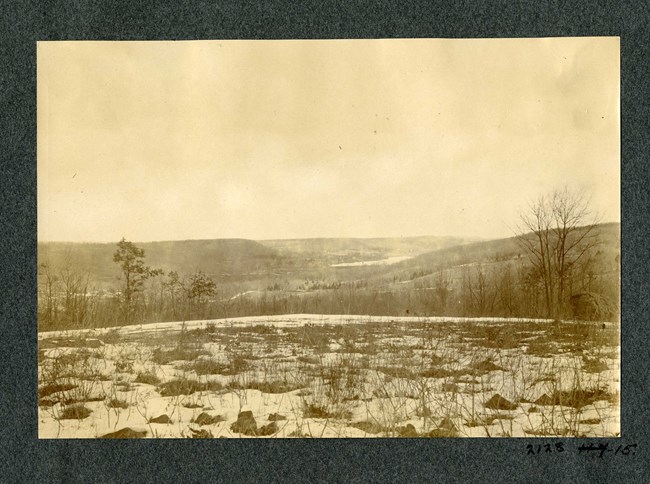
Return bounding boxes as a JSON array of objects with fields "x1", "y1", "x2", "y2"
[{"x1": 38, "y1": 315, "x2": 620, "y2": 438}]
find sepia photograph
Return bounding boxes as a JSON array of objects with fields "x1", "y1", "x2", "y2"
[{"x1": 37, "y1": 38, "x2": 620, "y2": 439}]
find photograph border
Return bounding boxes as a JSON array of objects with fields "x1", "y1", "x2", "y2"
[{"x1": 1, "y1": 1, "x2": 648, "y2": 481}]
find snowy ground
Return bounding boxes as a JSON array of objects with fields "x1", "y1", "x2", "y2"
[{"x1": 38, "y1": 314, "x2": 620, "y2": 439}]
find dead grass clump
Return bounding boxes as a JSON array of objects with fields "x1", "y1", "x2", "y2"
[
  {"x1": 233, "y1": 380, "x2": 304, "y2": 394},
  {"x1": 580, "y1": 418, "x2": 602, "y2": 425},
  {"x1": 487, "y1": 333, "x2": 522, "y2": 349},
  {"x1": 531, "y1": 375, "x2": 555, "y2": 385},
  {"x1": 182, "y1": 401, "x2": 203, "y2": 409},
  {"x1": 100, "y1": 428, "x2": 147, "y2": 438},
  {"x1": 303, "y1": 403, "x2": 333, "y2": 418},
  {"x1": 186, "y1": 355, "x2": 250, "y2": 376},
  {"x1": 351, "y1": 342, "x2": 378, "y2": 355},
  {"x1": 396, "y1": 423, "x2": 419, "y2": 437},
  {"x1": 534, "y1": 393, "x2": 554, "y2": 406},
  {"x1": 58, "y1": 404, "x2": 92, "y2": 420},
  {"x1": 41, "y1": 377, "x2": 106, "y2": 406},
  {"x1": 149, "y1": 414, "x2": 172, "y2": 424},
  {"x1": 188, "y1": 428, "x2": 214, "y2": 438},
  {"x1": 186, "y1": 327, "x2": 217, "y2": 343},
  {"x1": 461, "y1": 324, "x2": 522, "y2": 349},
  {"x1": 268, "y1": 413, "x2": 286, "y2": 421},
  {"x1": 465, "y1": 414, "x2": 513, "y2": 427},
  {"x1": 484, "y1": 393, "x2": 518, "y2": 410},
  {"x1": 39, "y1": 383, "x2": 78, "y2": 399},
  {"x1": 106, "y1": 398, "x2": 129, "y2": 409},
  {"x1": 249, "y1": 324, "x2": 276, "y2": 334},
  {"x1": 45, "y1": 351, "x2": 92, "y2": 373},
  {"x1": 455, "y1": 375, "x2": 480, "y2": 384},
  {"x1": 523, "y1": 428, "x2": 554, "y2": 436},
  {"x1": 350, "y1": 421, "x2": 386, "y2": 434},
  {"x1": 115, "y1": 382, "x2": 134, "y2": 392},
  {"x1": 287, "y1": 325, "x2": 332, "y2": 351},
  {"x1": 526, "y1": 340, "x2": 557, "y2": 357},
  {"x1": 549, "y1": 388, "x2": 613, "y2": 408},
  {"x1": 418, "y1": 367, "x2": 456, "y2": 379},
  {"x1": 427, "y1": 417, "x2": 459, "y2": 437},
  {"x1": 41, "y1": 351, "x2": 109, "y2": 381},
  {"x1": 62, "y1": 393, "x2": 106, "y2": 406},
  {"x1": 182, "y1": 358, "x2": 228, "y2": 375},
  {"x1": 192, "y1": 412, "x2": 225, "y2": 426},
  {"x1": 256, "y1": 422, "x2": 278, "y2": 436},
  {"x1": 230, "y1": 411, "x2": 257, "y2": 435},
  {"x1": 226, "y1": 355, "x2": 253, "y2": 374},
  {"x1": 151, "y1": 347, "x2": 210, "y2": 365},
  {"x1": 115, "y1": 359, "x2": 134, "y2": 373},
  {"x1": 158, "y1": 379, "x2": 223, "y2": 397},
  {"x1": 302, "y1": 401, "x2": 352, "y2": 420},
  {"x1": 297, "y1": 355, "x2": 319, "y2": 365},
  {"x1": 429, "y1": 353, "x2": 446, "y2": 366},
  {"x1": 415, "y1": 405, "x2": 433, "y2": 418},
  {"x1": 582, "y1": 357, "x2": 609, "y2": 374},
  {"x1": 377, "y1": 366, "x2": 413, "y2": 379},
  {"x1": 134, "y1": 372, "x2": 161, "y2": 385},
  {"x1": 442, "y1": 382, "x2": 459, "y2": 392},
  {"x1": 472, "y1": 360, "x2": 503, "y2": 372}
]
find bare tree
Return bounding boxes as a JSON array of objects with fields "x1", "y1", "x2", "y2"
[
  {"x1": 516, "y1": 187, "x2": 600, "y2": 320},
  {"x1": 467, "y1": 264, "x2": 496, "y2": 316},
  {"x1": 59, "y1": 266, "x2": 90, "y2": 328},
  {"x1": 38, "y1": 263, "x2": 58, "y2": 329},
  {"x1": 495, "y1": 263, "x2": 517, "y2": 316},
  {"x1": 163, "y1": 270, "x2": 183, "y2": 320},
  {"x1": 434, "y1": 268, "x2": 452, "y2": 315},
  {"x1": 38, "y1": 260, "x2": 96, "y2": 330}
]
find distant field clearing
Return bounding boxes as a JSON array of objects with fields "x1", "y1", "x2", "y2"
[{"x1": 331, "y1": 256, "x2": 413, "y2": 267}]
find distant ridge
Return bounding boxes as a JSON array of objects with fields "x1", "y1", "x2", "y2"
[
  {"x1": 38, "y1": 238, "x2": 282, "y2": 285},
  {"x1": 371, "y1": 222, "x2": 621, "y2": 280},
  {"x1": 38, "y1": 235, "x2": 478, "y2": 286},
  {"x1": 258, "y1": 235, "x2": 478, "y2": 257}
]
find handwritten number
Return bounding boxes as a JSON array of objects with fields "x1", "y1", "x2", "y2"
[
  {"x1": 528, "y1": 441, "x2": 634, "y2": 457},
  {"x1": 621, "y1": 444, "x2": 637, "y2": 455}
]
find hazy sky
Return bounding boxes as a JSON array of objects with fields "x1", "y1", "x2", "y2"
[{"x1": 38, "y1": 38, "x2": 620, "y2": 242}]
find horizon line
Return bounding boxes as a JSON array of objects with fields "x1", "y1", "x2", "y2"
[{"x1": 37, "y1": 220, "x2": 620, "y2": 245}]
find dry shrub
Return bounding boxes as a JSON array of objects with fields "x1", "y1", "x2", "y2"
[
  {"x1": 58, "y1": 404, "x2": 92, "y2": 420},
  {"x1": 106, "y1": 398, "x2": 129, "y2": 409},
  {"x1": 151, "y1": 347, "x2": 210, "y2": 365},
  {"x1": 158, "y1": 379, "x2": 223, "y2": 397},
  {"x1": 134, "y1": 372, "x2": 161, "y2": 385}
]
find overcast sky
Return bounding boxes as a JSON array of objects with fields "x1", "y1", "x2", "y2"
[{"x1": 38, "y1": 38, "x2": 620, "y2": 242}]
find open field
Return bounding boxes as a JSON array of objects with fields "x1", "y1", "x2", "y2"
[{"x1": 38, "y1": 315, "x2": 619, "y2": 438}]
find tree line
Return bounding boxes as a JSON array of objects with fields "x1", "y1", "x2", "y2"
[
  {"x1": 39, "y1": 238, "x2": 220, "y2": 330},
  {"x1": 37, "y1": 188, "x2": 619, "y2": 331}
]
